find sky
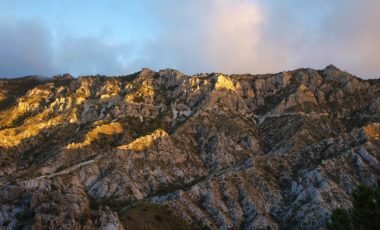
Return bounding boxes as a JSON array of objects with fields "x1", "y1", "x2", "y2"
[{"x1": 0, "y1": 0, "x2": 379, "y2": 78}]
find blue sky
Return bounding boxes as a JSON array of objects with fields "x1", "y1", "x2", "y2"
[{"x1": 0, "y1": 0, "x2": 379, "y2": 78}]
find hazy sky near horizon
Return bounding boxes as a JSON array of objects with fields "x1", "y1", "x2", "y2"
[{"x1": 0, "y1": 0, "x2": 379, "y2": 78}]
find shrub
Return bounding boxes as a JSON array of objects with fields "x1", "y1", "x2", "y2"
[{"x1": 327, "y1": 182, "x2": 380, "y2": 230}]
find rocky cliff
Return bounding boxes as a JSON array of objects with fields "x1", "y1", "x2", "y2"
[{"x1": 0, "y1": 65, "x2": 379, "y2": 229}]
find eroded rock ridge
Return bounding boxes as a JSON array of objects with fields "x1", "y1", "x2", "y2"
[{"x1": 0, "y1": 66, "x2": 379, "y2": 229}]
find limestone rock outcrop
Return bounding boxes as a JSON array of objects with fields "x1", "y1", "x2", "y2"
[{"x1": 0, "y1": 66, "x2": 379, "y2": 229}]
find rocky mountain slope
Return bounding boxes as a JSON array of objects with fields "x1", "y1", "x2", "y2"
[{"x1": 0, "y1": 65, "x2": 379, "y2": 229}]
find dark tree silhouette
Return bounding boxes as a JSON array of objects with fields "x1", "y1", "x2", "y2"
[{"x1": 327, "y1": 182, "x2": 380, "y2": 230}]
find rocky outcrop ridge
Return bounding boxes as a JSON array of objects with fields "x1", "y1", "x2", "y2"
[{"x1": 0, "y1": 66, "x2": 379, "y2": 229}]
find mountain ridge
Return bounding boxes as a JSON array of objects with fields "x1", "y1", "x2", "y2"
[
  {"x1": 0, "y1": 65, "x2": 379, "y2": 229},
  {"x1": 0, "y1": 64, "x2": 368, "y2": 80}
]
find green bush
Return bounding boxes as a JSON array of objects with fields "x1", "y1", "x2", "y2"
[
  {"x1": 327, "y1": 208, "x2": 353, "y2": 230},
  {"x1": 327, "y1": 182, "x2": 380, "y2": 230}
]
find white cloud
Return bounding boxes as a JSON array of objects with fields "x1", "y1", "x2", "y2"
[{"x1": 137, "y1": 0, "x2": 263, "y2": 74}]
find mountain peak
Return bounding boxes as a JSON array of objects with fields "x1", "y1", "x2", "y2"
[
  {"x1": 53, "y1": 73, "x2": 74, "y2": 80},
  {"x1": 324, "y1": 64, "x2": 341, "y2": 72}
]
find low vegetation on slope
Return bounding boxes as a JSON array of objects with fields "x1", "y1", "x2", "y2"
[
  {"x1": 119, "y1": 203, "x2": 192, "y2": 230},
  {"x1": 327, "y1": 182, "x2": 380, "y2": 230}
]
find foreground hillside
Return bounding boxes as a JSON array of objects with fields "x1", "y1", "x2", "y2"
[{"x1": 0, "y1": 65, "x2": 379, "y2": 229}]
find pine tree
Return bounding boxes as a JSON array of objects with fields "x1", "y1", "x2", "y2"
[
  {"x1": 351, "y1": 183, "x2": 380, "y2": 229},
  {"x1": 327, "y1": 182, "x2": 380, "y2": 230},
  {"x1": 326, "y1": 208, "x2": 353, "y2": 230}
]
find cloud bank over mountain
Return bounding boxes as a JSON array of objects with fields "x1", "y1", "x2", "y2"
[{"x1": 0, "y1": 0, "x2": 379, "y2": 78}]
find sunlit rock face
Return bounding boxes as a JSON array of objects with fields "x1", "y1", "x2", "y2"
[{"x1": 0, "y1": 66, "x2": 379, "y2": 229}]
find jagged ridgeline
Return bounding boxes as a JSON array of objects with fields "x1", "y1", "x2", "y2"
[{"x1": 0, "y1": 66, "x2": 379, "y2": 229}]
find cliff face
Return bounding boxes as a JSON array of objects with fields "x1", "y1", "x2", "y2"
[{"x1": 0, "y1": 66, "x2": 379, "y2": 229}]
